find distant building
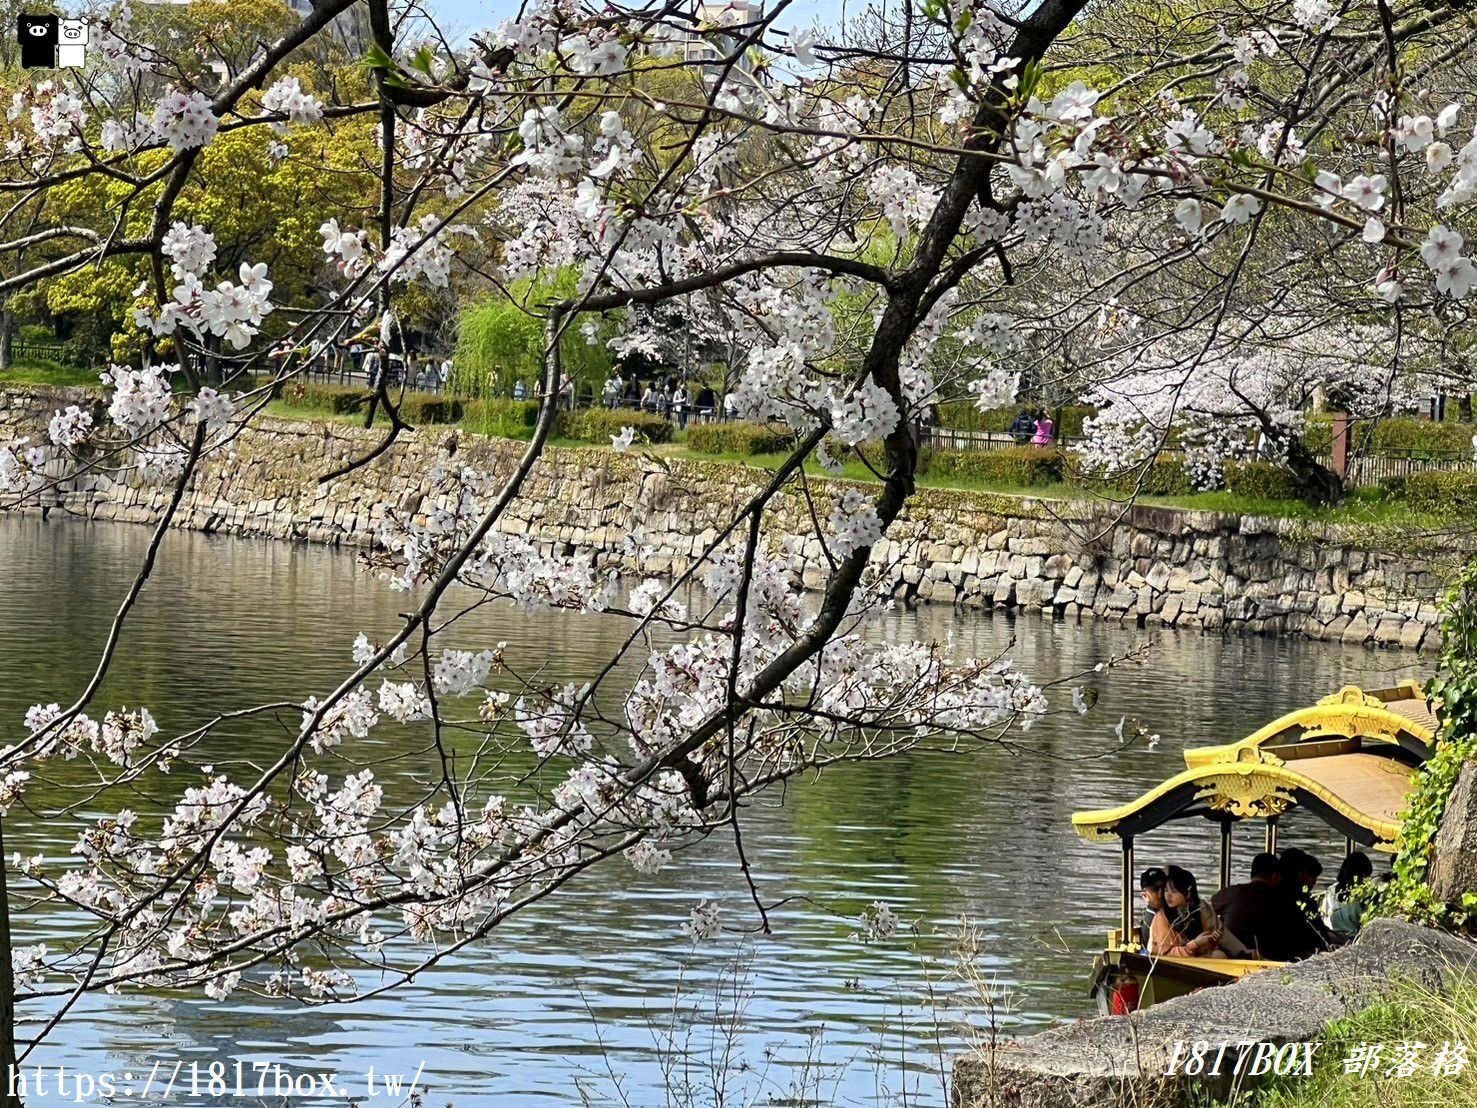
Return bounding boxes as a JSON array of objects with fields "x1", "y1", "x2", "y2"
[
  {"x1": 664, "y1": 1, "x2": 766, "y2": 69},
  {"x1": 283, "y1": 0, "x2": 373, "y2": 54}
]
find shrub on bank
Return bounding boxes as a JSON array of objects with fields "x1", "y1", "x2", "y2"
[
  {"x1": 278, "y1": 385, "x2": 462, "y2": 424},
  {"x1": 686, "y1": 421, "x2": 793, "y2": 456},
  {"x1": 1224, "y1": 460, "x2": 1301, "y2": 501},
  {"x1": 564, "y1": 407, "x2": 674, "y2": 445},
  {"x1": 463, "y1": 397, "x2": 541, "y2": 438},
  {"x1": 924, "y1": 445, "x2": 1064, "y2": 486},
  {"x1": 1064, "y1": 453, "x2": 1198, "y2": 496},
  {"x1": 397, "y1": 392, "x2": 464, "y2": 425},
  {"x1": 280, "y1": 382, "x2": 368, "y2": 415},
  {"x1": 1400, "y1": 471, "x2": 1477, "y2": 516},
  {"x1": 1304, "y1": 415, "x2": 1475, "y2": 457}
]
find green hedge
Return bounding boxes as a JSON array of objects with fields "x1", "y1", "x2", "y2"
[
  {"x1": 563, "y1": 407, "x2": 674, "y2": 445},
  {"x1": 685, "y1": 421, "x2": 794, "y2": 456},
  {"x1": 280, "y1": 382, "x2": 369, "y2": 415},
  {"x1": 397, "y1": 392, "x2": 464, "y2": 425},
  {"x1": 924, "y1": 446, "x2": 1064, "y2": 486},
  {"x1": 463, "y1": 397, "x2": 541, "y2": 438},
  {"x1": 1224, "y1": 460, "x2": 1301, "y2": 501},
  {"x1": 1400, "y1": 471, "x2": 1477, "y2": 516},
  {"x1": 277, "y1": 385, "x2": 462, "y2": 424},
  {"x1": 1304, "y1": 416, "x2": 1475, "y2": 457},
  {"x1": 936, "y1": 403, "x2": 1096, "y2": 437},
  {"x1": 1066, "y1": 453, "x2": 1197, "y2": 496}
]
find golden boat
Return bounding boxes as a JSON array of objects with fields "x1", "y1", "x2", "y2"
[{"x1": 1070, "y1": 681, "x2": 1434, "y2": 1013}]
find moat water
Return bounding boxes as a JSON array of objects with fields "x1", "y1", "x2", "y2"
[{"x1": 0, "y1": 518, "x2": 1424, "y2": 1105}]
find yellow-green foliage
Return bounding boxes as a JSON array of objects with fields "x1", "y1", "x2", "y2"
[
  {"x1": 1304, "y1": 416, "x2": 1476, "y2": 457},
  {"x1": 686, "y1": 422, "x2": 794, "y2": 456},
  {"x1": 1065, "y1": 454, "x2": 1198, "y2": 496},
  {"x1": 936, "y1": 403, "x2": 1096, "y2": 437},
  {"x1": 279, "y1": 382, "x2": 369, "y2": 416},
  {"x1": 1225, "y1": 461, "x2": 1302, "y2": 501},
  {"x1": 453, "y1": 273, "x2": 614, "y2": 396},
  {"x1": 1379, "y1": 561, "x2": 1477, "y2": 927},
  {"x1": 463, "y1": 398, "x2": 541, "y2": 439},
  {"x1": 563, "y1": 408, "x2": 672, "y2": 445},
  {"x1": 1399, "y1": 473, "x2": 1477, "y2": 518},
  {"x1": 925, "y1": 446, "x2": 1065, "y2": 486}
]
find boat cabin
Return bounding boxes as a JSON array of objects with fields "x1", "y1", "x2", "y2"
[{"x1": 1069, "y1": 682, "x2": 1433, "y2": 1012}]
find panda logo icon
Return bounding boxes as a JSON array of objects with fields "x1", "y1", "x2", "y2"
[{"x1": 17, "y1": 13, "x2": 58, "y2": 70}]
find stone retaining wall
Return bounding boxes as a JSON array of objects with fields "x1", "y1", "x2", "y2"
[{"x1": 2, "y1": 385, "x2": 1463, "y2": 651}]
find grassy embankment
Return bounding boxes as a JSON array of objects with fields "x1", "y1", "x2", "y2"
[
  {"x1": 1215, "y1": 976, "x2": 1477, "y2": 1107},
  {"x1": 2, "y1": 370, "x2": 1458, "y2": 531},
  {"x1": 0, "y1": 360, "x2": 100, "y2": 388},
  {"x1": 263, "y1": 399, "x2": 1449, "y2": 529}
]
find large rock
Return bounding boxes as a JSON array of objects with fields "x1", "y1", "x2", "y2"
[
  {"x1": 952, "y1": 919, "x2": 1477, "y2": 1108},
  {"x1": 1431, "y1": 760, "x2": 1477, "y2": 904}
]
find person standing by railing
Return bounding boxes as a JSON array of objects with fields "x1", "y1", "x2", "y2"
[
  {"x1": 1032, "y1": 409, "x2": 1055, "y2": 446},
  {"x1": 1009, "y1": 407, "x2": 1035, "y2": 445}
]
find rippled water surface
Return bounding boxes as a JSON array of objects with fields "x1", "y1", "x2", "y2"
[{"x1": 0, "y1": 518, "x2": 1426, "y2": 1105}]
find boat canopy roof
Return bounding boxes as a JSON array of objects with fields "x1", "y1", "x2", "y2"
[
  {"x1": 1071, "y1": 753, "x2": 1414, "y2": 851},
  {"x1": 1071, "y1": 682, "x2": 1432, "y2": 854},
  {"x1": 1182, "y1": 682, "x2": 1434, "y2": 769}
]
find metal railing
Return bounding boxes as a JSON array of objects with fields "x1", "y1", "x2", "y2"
[
  {"x1": 921, "y1": 426, "x2": 1084, "y2": 452},
  {"x1": 294, "y1": 362, "x2": 734, "y2": 422},
  {"x1": 12, "y1": 338, "x2": 78, "y2": 365}
]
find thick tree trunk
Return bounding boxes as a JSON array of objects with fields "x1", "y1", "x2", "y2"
[
  {"x1": 1284, "y1": 437, "x2": 1343, "y2": 505},
  {"x1": 0, "y1": 303, "x2": 13, "y2": 371}
]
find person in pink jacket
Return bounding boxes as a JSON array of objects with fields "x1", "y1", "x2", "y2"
[{"x1": 1149, "y1": 865, "x2": 1226, "y2": 958}]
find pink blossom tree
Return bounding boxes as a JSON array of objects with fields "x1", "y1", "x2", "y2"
[{"x1": 1, "y1": 0, "x2": 1476, "y2": 1091}]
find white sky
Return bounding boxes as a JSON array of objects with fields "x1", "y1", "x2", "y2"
[{"x1": 422, "y1": 0, "x2": 855, "y2": 41}]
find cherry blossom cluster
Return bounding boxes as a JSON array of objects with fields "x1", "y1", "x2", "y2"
[
  {"x1": 259, "y1": 78, "x2": 324, "y2": 133},
  {"x1": 135, "y1": 223, "x2": 275, "y2": 350},
  {"x1": 6, "y1": 82, "x2": 86, "y2": 155}
]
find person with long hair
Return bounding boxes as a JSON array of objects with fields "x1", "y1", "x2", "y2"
[
  {"x1": 1149, "y1": 865, "x2": 1226, "y2": 958},
  {"x1": 1031, "y1": 408, "x2": 1055, "y2": 446}
]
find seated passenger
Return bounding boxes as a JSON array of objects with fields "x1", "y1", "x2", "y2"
[
  {"x1": 1279, "y1": 847, "x2": 1333, "y2": 959},
  {"x1": 1211, "y1": 852, "x2": 1288, "y2": 960},
  {"x1": 1323, "y1": 851, "x2": 1374, "y2": 942},
  {"x1": 1149, "y1": 866, "x2": 1225, "y2": 958},
  {"x1": 1139, "y1": 867, "x2": 1167, "y2": 949}
]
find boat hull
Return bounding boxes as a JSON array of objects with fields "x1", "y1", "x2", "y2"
[{"x1": 1089, "y1": 948, "x2": 1284, "y2": 1014}]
